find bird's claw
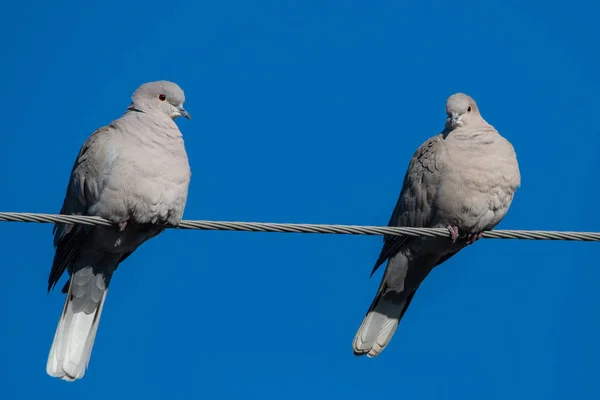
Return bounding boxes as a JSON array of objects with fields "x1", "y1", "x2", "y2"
[
  {"x1": 118, "y1": 221, "x2": 128, "y2": 232},
  {"x1": 446, "y1": 225, "x2": 460, "y2": 243},
  {"x1": 466, "y1": 232, "x2": 484, "y2": 244}
]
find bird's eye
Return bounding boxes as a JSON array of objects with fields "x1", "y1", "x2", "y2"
[
  {"x1": 158, "y1": 94, "x2": 166, "y2": 101},
  {"x1": 467, "y1": 106, "x2": 472, "y2": 112}
]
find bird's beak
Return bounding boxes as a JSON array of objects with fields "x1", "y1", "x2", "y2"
[
  {"x1": 178, "y1": 106, "x2": 191, "y2": 120},
  {"x1": 451, "y1": 113, "x2": 459, "y2": 125}
]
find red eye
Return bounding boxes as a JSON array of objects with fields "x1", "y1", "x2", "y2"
[{"x1": 158, "y1": 94, "x2": 166, "y2": 101}]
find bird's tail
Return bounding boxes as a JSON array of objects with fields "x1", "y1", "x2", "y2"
[
  {"x1": 352, "y1": 291, "x2": 415, "y2": 358},
  {"x1": 46, "y1": 268, "x2": 108, "y2": 381}
]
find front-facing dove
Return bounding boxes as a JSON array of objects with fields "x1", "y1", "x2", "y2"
[
  {"x1": 352, "y1": 93, "x2": 520, "y2": 357},
  {"x1": 46, "y1": 81, "x2": 192, "y2": 381}
]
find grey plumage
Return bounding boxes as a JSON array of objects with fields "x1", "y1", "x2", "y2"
[
  {"x1": 353, "y1": 93, "x2": 521, "y2": 357},
  {"x1": 46, "y1": 81, "x2": 192, "y2": 381}
]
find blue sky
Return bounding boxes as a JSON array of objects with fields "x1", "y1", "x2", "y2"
[{"x1": 0, "y1": 0, "x2": 599, "y2": 398}]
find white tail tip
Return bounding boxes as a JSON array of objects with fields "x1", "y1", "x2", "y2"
[
  {"x1": 352, "y1": 297, "x2": 405, "y2": 357},
  {"x1": 46, "y1": 288, "x2": 108, "y2": 381}
]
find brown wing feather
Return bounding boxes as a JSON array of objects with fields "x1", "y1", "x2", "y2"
[
  {"x1": 48, "y1": 128, "x2": 108, "y2": 292},
  {"x1": 370, "y1": 135, "x2": 445, "y2": 277}
]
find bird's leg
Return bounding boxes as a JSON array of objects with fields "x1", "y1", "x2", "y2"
[
  {"x1": 466, "y1": 232, "x2": 484, "y2": 244},
  {"x1": 446, "y1": 225, "x2": 460, "y2": 243},
  {"x1": 118, "y1": 221, "x2": 128, "y2": 232}
]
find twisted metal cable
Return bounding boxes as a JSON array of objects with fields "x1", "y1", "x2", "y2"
[{"x1": 0, "y1": 212, "x2": 598, "y2": 242}]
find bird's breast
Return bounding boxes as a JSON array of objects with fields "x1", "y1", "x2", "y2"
[
  {"x1": 434, "y1": 139, "x2": 519, "y2": 231},
  {"x1": 101, "y1": 133, "x2": 191, "y2": 225}
]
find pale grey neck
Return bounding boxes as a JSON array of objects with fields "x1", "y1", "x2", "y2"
[
  {"x1": 119, "y1": 109, "x2": 182, "y2": 140},
  {"x1": 447, "y1": 123, "x2": 499, "y2": 153}
]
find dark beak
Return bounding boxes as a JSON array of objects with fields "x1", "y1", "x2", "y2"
[
  {"x1": 178, "y1": 106, "x2": 191, "y2": 120},
  {"x1": 450, "y1": 112, "x2": 459, "y2": 125}
]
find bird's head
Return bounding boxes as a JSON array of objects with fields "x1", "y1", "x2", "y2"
[
  {"x1": 130, "y1": 80, "x2": 190, "y2": 120},
  {"x1": 445, "y1": 93, "x2": 479, "y2": 130}
]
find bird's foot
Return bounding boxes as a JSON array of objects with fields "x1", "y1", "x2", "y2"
[
  {"x1": 446, "y1": 225, "x2": 460, "y2": 243},
  {"x1": 466, "y1": 232, "x2": 484, "y2": 245},
  {"x1": 118, "y1": 221, "x2": 128, "y2": 232}
]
